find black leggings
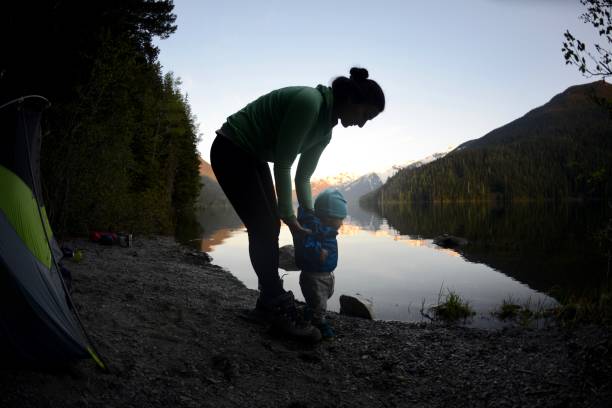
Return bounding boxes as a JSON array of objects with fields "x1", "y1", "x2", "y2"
[{"x1": 210, "y1": 134, "x2": 284, "y2": 300}]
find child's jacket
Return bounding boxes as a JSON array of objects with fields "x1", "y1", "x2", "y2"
[{"x1": 293, "y1": 206, "x2": 339, "y2": 273}]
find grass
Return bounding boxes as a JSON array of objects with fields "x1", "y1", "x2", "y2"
[
  {"x1": 416, "y1": 280, "x2": 612, "y2": 327},
  {"x1": 548, "y1": 286, "x2": 612, "y2": 327},
  {"x1": 492, "y1": 284, "x2": 612, "y2": 328},
  {"x1": 421, "y1": 286, "x2": 475, "y2": 323},
  {"x1": 493, "y1": 297, "x2": 523, "y2": 320},
  {"x1": 492, "y1": 296, "x2": 550, "y2": 327}
]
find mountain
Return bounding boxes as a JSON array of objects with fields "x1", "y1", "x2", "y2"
[
  {"x1": 362, "y1": 80, "x2": 612, "y2": 206},
  {"x1": 199, "y1": 156, "x2": 380, "y2": 209},
  {"x1": 198, "y1": 157, "x2": 230, "y2": 208},
  {"x1": 199, "y1": 158, "x2": 216, "y2": 181},
  {"x1": 337, "y1": 173, "x2": 383, "y2": 204},
  {"x1": 304, "y1": 172, "x2": 382, "y2": 205},
  {"x1": 455, "y1": 81, "x2": 612, "y2": 152},
  {"x1": 310, "y1": 172, "x2": 360, "y2": 197},
  {"x1": 376, "y1": 151, "x2": 450, "y2": 183}
]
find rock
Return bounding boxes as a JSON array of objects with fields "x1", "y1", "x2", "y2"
[
  {"x1": 278, "y1": 245, "x2": 299, "y2": 271},
  {"x1": 433, "y1": 234, "x2": 468, "y2": 248},
  {"x1": 339, "y1": 294, "x2": 375, "y2": 320},
  {"x1": 188, "y1": 251, "x2": 212, "y2": 263}
]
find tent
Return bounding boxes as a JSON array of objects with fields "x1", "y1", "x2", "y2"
[{"x1": 0, "y1": 96, "x2": 104, "y2": 368}]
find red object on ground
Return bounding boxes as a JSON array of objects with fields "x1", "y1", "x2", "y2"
[{"x1": 90, "y1": 231, "x2": 118, "y2": 243}]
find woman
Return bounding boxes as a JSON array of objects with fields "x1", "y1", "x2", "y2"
[{"x1": 210, "y1": 67, "x2": 385, "y2": 340}]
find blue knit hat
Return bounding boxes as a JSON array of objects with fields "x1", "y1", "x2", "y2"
[{"x1": 314, "y1": 188, "x2": 348, "y2": 219}]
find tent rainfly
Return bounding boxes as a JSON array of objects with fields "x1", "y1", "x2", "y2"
[{"x1": 0, "y1": 96, "x2": 104, "y2": 368}]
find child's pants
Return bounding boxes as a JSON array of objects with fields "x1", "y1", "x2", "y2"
[{"x1": 299, "y1": 271, "x2": 334, "y2": 324}]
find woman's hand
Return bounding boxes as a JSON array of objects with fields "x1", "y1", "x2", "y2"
[
  {"x1": 319, "y1": 248, "x2": 329, "y2": 263},
  {"x1": 283, "y1": 216, "x2": 312, "y2": 236}
]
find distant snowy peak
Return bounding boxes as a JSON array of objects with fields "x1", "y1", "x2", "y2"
[
  {"x1": 377, "y1": 165, "x2": 406, "y2": 184},
  {"x1": 377, "y1": 149, "x2": 451, "y2": 183},
  {"x1": 338, "y1": 172, "x2": 382, "y2": 203},
  {"x1": 321, "y1": 172, "x2": 360, "y2": 186},
  {"x1": 310, "y1": 172, "x2": 359, "y2": 197},
  {"x1": 310, "y1": 172, "x2": 382, "y2": 204},
  {"x1": 343, "y1": 173, "x2": 381, "y2": 192},
  {"x1": 307, "y1": 149, "x2": 451, "y2": 202}
]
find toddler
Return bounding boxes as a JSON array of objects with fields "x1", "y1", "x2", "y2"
[{"x1": 294, "y1": 188, "x2": 347, "y2": 339}]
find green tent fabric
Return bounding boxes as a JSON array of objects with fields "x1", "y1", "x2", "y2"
[{"x1": 0, "y1": 96, "x2": 103, "y2": 368}]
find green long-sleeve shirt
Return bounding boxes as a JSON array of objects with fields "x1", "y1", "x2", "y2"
[{"x1": 220, "y1": 85, "x2": 336, "y2": 219}]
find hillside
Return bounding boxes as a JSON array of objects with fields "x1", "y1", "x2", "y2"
[
  {"x1": 198, "y1": 157, "x2": 230, "y2": 208},
  {"x1": 362, "y1": 81, "x2": 612, "y2": 206},
  {"x1": 199, "y1": 157, "x2": 217, "y2": 181},
  {"x1": 377, "y1": 151, "x2": 449, "y2": 183}
]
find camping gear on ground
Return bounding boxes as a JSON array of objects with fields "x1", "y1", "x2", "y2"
[
  {"x1": 0, "y1": 96, "x2": 105, "y2": 368},
  {"x1": 61, "y1": 245, "x2": 75, "y2": 258},
  {"x1": 117, "y1": 233, "x2": 132, "y2": 248},
  {"x1": 90, "y1": 231, "x2": 132, "y2": 247},
  {"x1": 90, "y1": 231, "x2": 118, "y2": 244}
]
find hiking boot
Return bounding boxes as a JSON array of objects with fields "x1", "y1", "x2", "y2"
[
  {"x1": 256, "y1": 291, "x2": 322, "y2": 343},
  {"x1": 302, "y1": 305, "x2": 314, "y2": 322}
]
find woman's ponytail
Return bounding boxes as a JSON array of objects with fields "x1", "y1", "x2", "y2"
[{"x1": 332, "y1": 67, "x2": 385, "y2": 112}]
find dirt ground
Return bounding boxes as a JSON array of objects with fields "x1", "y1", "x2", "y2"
[{"x1": 1, "y1": 236, "x2": 611, "y2": 408}]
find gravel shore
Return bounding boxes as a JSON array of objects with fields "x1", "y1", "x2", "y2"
[{"x1": 1, "y1": 236, "x2": 611, "y2": 408}]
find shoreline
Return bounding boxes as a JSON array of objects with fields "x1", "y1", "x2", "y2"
[{"x1": 1, "y1": 236, "x2": 611, "y2": 407}]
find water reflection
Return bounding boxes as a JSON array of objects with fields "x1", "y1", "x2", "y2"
[
  {"x1": 200, "y1": 228, "x2": 235, "y2": 253},
  {"x1": 371, "y1": 201, "x2": 611, "y2": 298},
  {"x1": 183, "y1": 203, "x2": 591, "y2": 327},
  {"x1": 191, "y1": 205, "x2": 244, "y2": 251},
  {"x1": 345, "y1": 204, "x2": 384, "y2": 231}
]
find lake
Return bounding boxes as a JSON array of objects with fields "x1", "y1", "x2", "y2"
[{"x1": 178, "y1": 201, "x2": 611, "y2": 328}]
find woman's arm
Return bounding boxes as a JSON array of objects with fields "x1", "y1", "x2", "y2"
[
  {"x1": 294, "y1": 137, "x2": 330, "y2": 211},
  {"x1": 273, "y1": 89, "x2": 321, "y2": 221}
]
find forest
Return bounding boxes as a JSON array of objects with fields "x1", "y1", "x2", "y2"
[
  {"x1": 362, "y1": 81, "x2": 612, "y2": 207},
  {"x1": 1, "y1": 0, "x2": 200, "y2": 235}
]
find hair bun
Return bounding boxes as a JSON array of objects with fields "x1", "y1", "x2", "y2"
[{"x1": 349, "y1": 67, "x2": 369, "y2": 81}]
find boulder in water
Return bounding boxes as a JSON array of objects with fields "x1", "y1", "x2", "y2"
[
  {"x1": 339, "y1": 294, "x2": 375, "y2": 320},
  {"x1": 433, "y1": 234, "x2": 468, "y2": 249},
  {"x1": 278, "y1": 244, "x2": 299, "y2": 271}
]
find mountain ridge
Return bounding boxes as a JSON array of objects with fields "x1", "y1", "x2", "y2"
[
  {"x1": 362, "y1": 80, "x2": 612, "y2": 206},
  {"x1": 455, "y1": 80, "x2": 612, "y2": 152},
  {"x1": 198, "y1": 157, "x2": 230, "y2": 208}
]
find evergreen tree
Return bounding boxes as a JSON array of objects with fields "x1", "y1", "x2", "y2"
[
  {"x1": 0, "y1": 1, "x2": 201, "y2": 235},
  {"x1": 362, "y1": 82, "x2": 612, "y2": 209}
]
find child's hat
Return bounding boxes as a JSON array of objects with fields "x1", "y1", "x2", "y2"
[{"x1": 314, "y1": 188, "x2": 348, "y2": 219}]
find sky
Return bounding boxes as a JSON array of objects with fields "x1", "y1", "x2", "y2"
[{"x1": 155, "y1": 0, "x2": 604, "y2": 179}]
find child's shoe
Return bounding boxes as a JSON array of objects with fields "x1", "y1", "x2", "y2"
[{"x1": 315, "y1": 321, "x2": 335, "y2": 340}]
